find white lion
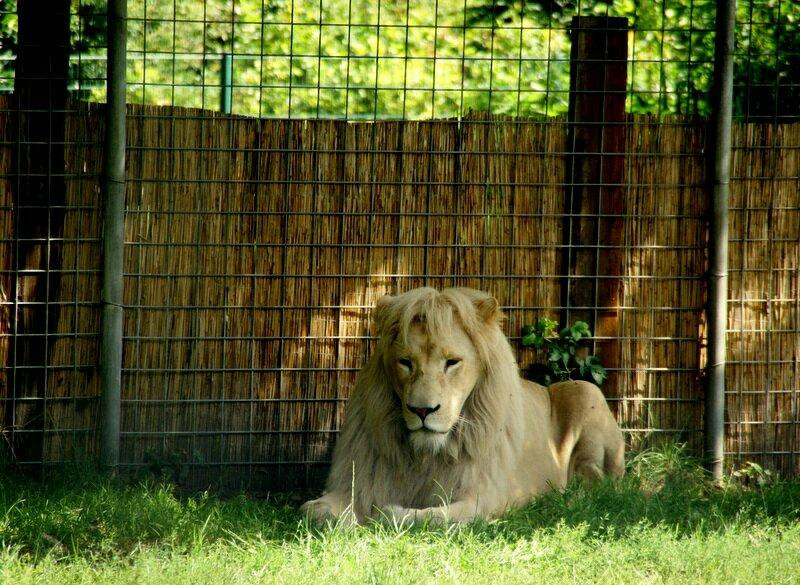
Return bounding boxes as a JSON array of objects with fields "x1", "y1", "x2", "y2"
[{"x1": 302, "y1": 287, "x2": 624, "y2": 524}]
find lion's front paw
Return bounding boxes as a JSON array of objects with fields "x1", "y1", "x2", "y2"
[
  {"x1": 373, "y1": 503, "x2": 463, "y2": 526},
  {"x1": 300, "y1": 497, "x2": 334, "y2": 522},
  {"x1": 301, "y1": 495, "x2": 354, "y2": 525},
  {"x1": 373, "y1": 503, "x2": 417, "y2": 525},
  {"x1": 375, "y1": 504, "x2": 452, "y2": 527}
]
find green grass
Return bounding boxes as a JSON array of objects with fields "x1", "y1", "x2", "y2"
[{"x1": 2, "y1": 445, "x2": 799, "y2": 584}]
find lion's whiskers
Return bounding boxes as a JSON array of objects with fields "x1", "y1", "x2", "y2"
[{"x1": 454, "y1": 414, "x2": 475, "y2": 433}]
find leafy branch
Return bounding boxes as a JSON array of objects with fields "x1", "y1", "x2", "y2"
[{"x1": 520, "y1": 318, "x2": 607, "y2": 386}]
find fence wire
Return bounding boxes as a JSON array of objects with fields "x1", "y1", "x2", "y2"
[{"x1": 0, "y1": 0, "x2": 798, "y2": 488}]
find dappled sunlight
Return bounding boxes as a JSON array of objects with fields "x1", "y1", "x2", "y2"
[
  {"x1": 0, "y1": 99, "x2": 796, "y2": 485},
  {"x1": 726, "y1": 123, "x2": 800, "y2": 476},
  {"x1": 617, "y1": 120, "x2": 707, "y2": 451}
]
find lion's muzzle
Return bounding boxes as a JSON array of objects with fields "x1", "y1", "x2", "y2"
[{"x1": 406, "y1": 403, "x2": 441, "y2": 422}]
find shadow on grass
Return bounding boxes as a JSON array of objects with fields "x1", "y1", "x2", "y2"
[
  {"x1": 2, "y1": 444, "x2": 799, "y2": 560},
  {"x1": 459, "y1": 444, "x2": 800, "y2": 542}
]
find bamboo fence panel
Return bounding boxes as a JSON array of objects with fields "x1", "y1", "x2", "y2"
[
  {"x1": 0, "y1": 100, "x2": 797, "y2": 482},
  {"x1": 617, "y1": 118, "x2": 708, "y2": 449},
  {"x1": 0, "y1": 97, "x2": 104, "y2": 464},
  {"x1": 44, "y1": 102, "x2": 104, "y2": 463},
  {"x1": 728, "y1": 123, "x2": 800, "y2": 476}
]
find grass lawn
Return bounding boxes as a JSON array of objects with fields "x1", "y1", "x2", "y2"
[{"x1": 1, "y1": 445, "x2": 799, "y2": 584}]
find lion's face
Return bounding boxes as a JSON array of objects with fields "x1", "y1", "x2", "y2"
[{"x1": 388, "y1": 320, "x2": 481, "y2": 453}]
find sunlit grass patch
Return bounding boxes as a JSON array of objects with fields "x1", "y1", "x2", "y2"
[{"x1": 1, "y1": 444, "x2": 799, "y2": 584}]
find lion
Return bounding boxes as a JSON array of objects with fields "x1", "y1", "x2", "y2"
[{"x1": 301, "y1": 287, "x2": 624, "y2": 524}]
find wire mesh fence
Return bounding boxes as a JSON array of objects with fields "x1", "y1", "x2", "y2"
[
  {"x1": 0, "y1": 1, "x2": 105, "y2": 472},
  {"x1": 0, "y1": 0, "x2": 798, "y2": 488}
]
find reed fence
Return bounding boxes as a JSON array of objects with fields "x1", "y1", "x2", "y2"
[{"x1": 1, "y1": 98, "x2": 797, "y2": 487}]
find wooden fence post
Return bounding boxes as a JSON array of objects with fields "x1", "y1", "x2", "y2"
[{"x1": 564, "y1": 16, "x2": 628, "y2": 397}]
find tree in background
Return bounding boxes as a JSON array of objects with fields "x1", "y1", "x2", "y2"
[
  {"x1": 0, "y1": 0, "x2": 797, "y2": 118},
  {"x1": 2, "y1": 0, "x2": 71, "y2": 471},
  {"x1": 466, "y1": 0, "x2": 799, "y2": 119},
  {"x1": 0, "y1": 2, "x2": 17, "y2": 92}
]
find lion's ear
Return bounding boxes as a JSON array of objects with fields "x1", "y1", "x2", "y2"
[
  {"x1": 372, "y1": 294, "x2": 396, "y2": 333},
  {"x1": 474, "y1": 295, "x2": 501, "y2": 324}
]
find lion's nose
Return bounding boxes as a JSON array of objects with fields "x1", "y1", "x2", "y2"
[{"x1": 406, "y1": 404, "x2": 441, "y2": 422}]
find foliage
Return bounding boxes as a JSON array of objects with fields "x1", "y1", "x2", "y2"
[
  {"x1": 464, "y1": 0, "x2": 800, "y2": 119},
  {"x1": 1, "y1": 446, "x2": 799, "y2": 583},
  {"x1": 2, "y1": 1, "x2": 798, "y2": 119},
  {"x1": 521, "y1": 318, "x2": 607, "y2": 386},
  {"x1": 730, "y1": 461, "x2": 776, "y2": 488},
  {"x1": 0, "y1": 0, "x2": 16, "y2": 91}
]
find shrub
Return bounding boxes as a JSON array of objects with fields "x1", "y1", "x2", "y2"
[{"x1": 520, "y1": 318, "x2": 607, "y2": 386}]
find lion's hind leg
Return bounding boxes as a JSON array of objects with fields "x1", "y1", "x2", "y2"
[
  {"x1": 603, "y1": 437, "x2": 625, "y2": 479},
  {"x1": 569, "y1": 436, "x2": 606, "y2": 483},
  {"x1": 570, "y1": 434, "x2": 625, "y2": 483},
  {"x1": 550, "y1": 380, "x2": 625, "y2": 485}
]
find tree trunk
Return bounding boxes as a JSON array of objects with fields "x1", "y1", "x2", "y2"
[
  {"x1": 564, "y1": 16, "x2": 628, "y2": 398},
  {"x1": 4, "y1": 0, "x2": 70, "y2": 470}
]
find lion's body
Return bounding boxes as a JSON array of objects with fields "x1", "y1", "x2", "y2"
[{"x1": 302, "y1": 287, "x2": 624, "y2": 524}]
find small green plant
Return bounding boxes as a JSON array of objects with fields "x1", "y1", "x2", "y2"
[
  {"x1": 520, "y1": 318, "x2": 607, "y2": 386},
  {"x1": 731, "y1": 461, "x2": 775, "y2": 488}
]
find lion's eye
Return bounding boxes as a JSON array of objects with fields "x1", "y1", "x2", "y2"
[
  {"x1": 398, "y1": 358, "x2": 413, "y2": 371},
  {"x1": 445, "y1": 358, "x2": 461, "y2": 371}
]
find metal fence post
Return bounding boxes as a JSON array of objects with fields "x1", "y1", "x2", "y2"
[
  {"x1": 705, "y1": 0, "x2": 736, "y2": 481},
  {"x1": 100, "y1": 0, "x2": 127, "y2": 470},
  {"x1": 221, "y1": 53, "x2": 233, "y2": 114}
]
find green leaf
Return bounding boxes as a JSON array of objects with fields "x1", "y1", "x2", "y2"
[
  {"x1": 536, "y1": 318, "x2": 558, "y2": 338},
  {"x1": 589, "y1": 362, "x2": 608, "y2": 385},
  {"x1": 526, "y1": 318, "x2": 607, "y2": 387},
  {"x1": 571, "y1": 321, "x2": 591, "y2": 341}
]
